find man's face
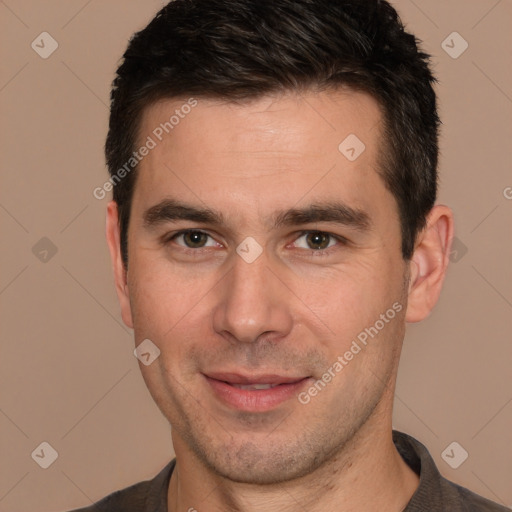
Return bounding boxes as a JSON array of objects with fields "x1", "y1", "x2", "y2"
[{"x1": 119, "y1": 90, "x2": 410, "y2": 484}]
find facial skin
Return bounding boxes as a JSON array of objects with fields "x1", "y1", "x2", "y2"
[{"x1": 106, "y1": 90, "x2": 453, "y2": 512}]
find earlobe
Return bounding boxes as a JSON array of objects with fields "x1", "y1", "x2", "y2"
[
  {"x1": 106, "y1": 201, "x2": 134, "y2": 328},
  {"x1": 405, "y1": 205, "x2": 454, "y2": 323}
]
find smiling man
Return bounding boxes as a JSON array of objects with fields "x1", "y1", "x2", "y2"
[{"x1": 71, "y1": 1, "x2": 507, "y2": 511}]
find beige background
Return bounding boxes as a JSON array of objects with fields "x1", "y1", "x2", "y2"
[{"x1": 0, "y1": 0, "x2": 511, "y2": 510}]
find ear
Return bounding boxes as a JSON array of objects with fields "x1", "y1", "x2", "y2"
[
  {"x1": 405, "y1": 205, "x2": 454, "y2": 323},
  {"x1": 106, "y1": 201, "x2": 133, "y2": 328}
]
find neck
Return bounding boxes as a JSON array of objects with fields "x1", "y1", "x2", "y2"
[{"x1": 167, "y1": 413, "x2": 419, "y2": 512}]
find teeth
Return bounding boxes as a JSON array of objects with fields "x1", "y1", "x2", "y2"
[{"x1": 231, "y1": 383, "x2": 280, "y2": 390}]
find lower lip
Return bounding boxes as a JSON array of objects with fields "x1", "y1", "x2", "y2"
[{"x1": 204, "y1": 376, "x2": 311, "y2": 412}]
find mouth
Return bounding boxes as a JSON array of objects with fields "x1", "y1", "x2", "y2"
[
  {"x1": 230, "y1": 383, "x2": 281, "y2": 390},
  {"x1": 203, "y1": 372, "x2": 312, "y2": 412}
]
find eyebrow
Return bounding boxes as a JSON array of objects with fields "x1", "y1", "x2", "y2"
[
  {"x1": 273, "y1": 202, "x2": 371, "y2": 232},
  {"x1": 144, "y1": 199, "x2": 224, "y2": 227},
  {"x1": 143, "y1": 198, "x2": 371, "y2": 232}
]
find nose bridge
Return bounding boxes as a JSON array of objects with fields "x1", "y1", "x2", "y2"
[{"x1": 212, "y1": 250, "x2": 293, "y2": 343}]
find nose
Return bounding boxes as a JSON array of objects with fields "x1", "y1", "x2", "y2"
[{"x1": 212, "y1": 248, "x2": 294, "y2": 344}]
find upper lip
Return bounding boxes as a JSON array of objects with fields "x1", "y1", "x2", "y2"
[{"x1": 204, "y1": 372, "x2": 309, "y2": 385}]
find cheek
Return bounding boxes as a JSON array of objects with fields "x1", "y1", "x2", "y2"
[
  {"x1": 293, "y1": 264, "x2": 385, "y2": 321},
  {"x1": 127, "y1": 255, "x2": 219, "y2": 362},
  {"x1": 293, "y1": 259, "x2": 405, "y2": 350},
  {"x1": 128, "y1": 256, "x2": 192, "y2": 336}
]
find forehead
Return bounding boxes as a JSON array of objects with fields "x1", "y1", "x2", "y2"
[
  {"x1": 133, "y1": 89, "x2": 393, "y2": 226},
  {"x1": 139, "y1": 89, "x2": 382, "y2": 155}
]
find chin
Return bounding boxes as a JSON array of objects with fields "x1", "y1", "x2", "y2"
[{"x1": 194, "y1": 438, "x2": 327, "y2": 485}]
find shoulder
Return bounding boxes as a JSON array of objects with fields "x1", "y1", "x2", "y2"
[
  {"x1": 393, "y1": 431, "x2": 508, "y2": 512},
  {"x1": 438, "y1": 478, "x2": 510, "y2": 511},
  {"x1": 65, "y1": 460, "x2": 175, "y2": 512},
  {"x1": 67, "y1": 480, "x2": 149, "y2": 512}
]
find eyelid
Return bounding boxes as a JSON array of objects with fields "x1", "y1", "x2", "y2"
[
  {"x1": 163, "y1": 229, "x2": 221, "y2": 248},
  {"x1": 297, "y1": 229, "x2": 349, "y2": 243},
  {"x1": 291, "y1": 230, "x2": 349, "y2": 252},
  {"x1": 162, "y1": 228, "x2": 349, "y2": 254}
]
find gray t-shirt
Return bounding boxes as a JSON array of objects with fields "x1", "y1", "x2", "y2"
[{"x1": 68, "y1": 431, "x2": 508, "y2": 511}]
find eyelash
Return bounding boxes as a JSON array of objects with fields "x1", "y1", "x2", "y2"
[
  {"x1": 295, "y1": 231, "x2": 349, "y2": 257},
  {"x1": 164, "y1": 229, "x2": 348, "y2": 257}
]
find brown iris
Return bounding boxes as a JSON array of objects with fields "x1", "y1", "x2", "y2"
[
  {"x1": 305, "y1": 232, "x2": 331, "y2": 250},
  {"x1": 183, "y1": 231, "x2": 209, "y2": 248}
]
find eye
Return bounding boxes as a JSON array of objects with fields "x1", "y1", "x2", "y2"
[
  {"x1": 170, "y1": 230, "x2": 219, "y2": 249},
  {"x1": 293, "y1": 231, "x2": 343, "y2": 252}
]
